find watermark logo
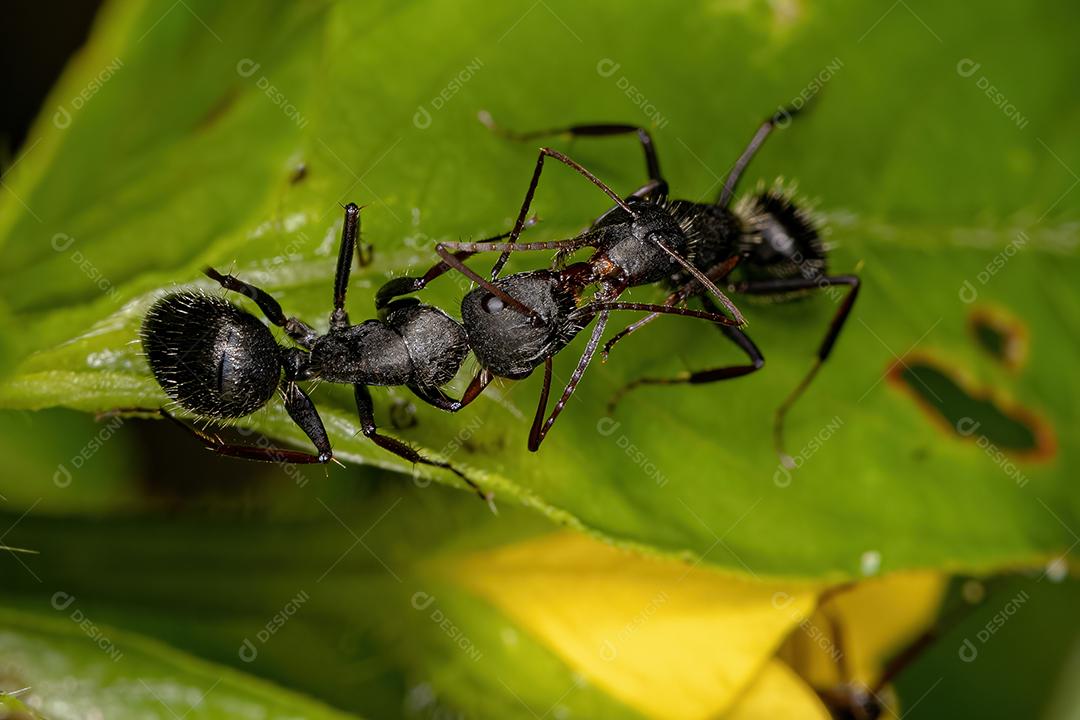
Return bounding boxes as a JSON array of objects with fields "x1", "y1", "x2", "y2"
[
  {"x1": 237, "y1": 58, "x2": 308, "y2": 129},
  {"x1": 413, "y1": 58, "x2": 485, "y2": 130},
  {"x1": 238, "y1": 589, "x2": 310, "y2": 662},
  {"x1": 597, "y1": 417, "x2": 668, "y2": 487},
  {"x1": 957, "y1": 590, "x2": 1029, "y2": 662},
  {"x1": 956, "y1": 418, "x2": 1029, "y2": 487},
  {"x1": 51, "y1": 233, "x2": 121, "y2": 303},
  {"x1": 51, "y1": 591, "x2": 123, "y2": 661},
  {"x1": 956, "y1": 58, "x2": 1029, "y2": 130},
  {"x1": 53, "y1": 57, "x2": 125, "y2": 129},
  {"x1": 411, "y1": 591, "x2": 483, "y2": 661},
  {"x1": 774, "y1": 58, "x2": 844, "y2": 128},
  {"x1": 596, "y1": 59, "x2": 669, "y2": 130},
  {"x1": 54, "y1": 414, "x2": 125, "y2": 487},
  {"x1": 774, "y1": 416, "x2": 844, "y2": 487},
  {"x1": 958, "y1": 231, "x2": 1028, "y2": 303}
]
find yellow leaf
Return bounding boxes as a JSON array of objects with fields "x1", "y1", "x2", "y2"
[
  {"x1": 721, "y1": 659, "x2": 831, "y2": 720},
  {"x1": 778, "y1": 570, "x2": 949, "y2": 716},
  {"x1": 453, "y1": 531, "x2": 823, "y2": 720}
]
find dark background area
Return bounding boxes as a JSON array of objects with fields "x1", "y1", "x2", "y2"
[{"x1": 1, "y1": 2, "x2": 103, "y2": 160}]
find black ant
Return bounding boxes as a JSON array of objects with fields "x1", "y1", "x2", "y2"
[
  {"x1": 141, "y1": 203, "x2": 506, "y2": 505},
  {"x1": 375, "y1": 147, "x2": 747, "y2": 450},
  {"x1": 431, "y1": 105, "x2": 860, "y2": 462}
]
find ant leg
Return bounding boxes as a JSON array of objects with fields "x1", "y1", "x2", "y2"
[
  {"x1": 602, "y1": 255, "x2": 743, "y2": 359},
  {"x1": 433, "y1": 245, "x2": 544, "y2": 322},
  {"x1": 606, "y1": 303, "x2": 765, "y2": 414},
  {"x1": 718, "y1": 102, "x2": 808, "y2": 208},
  {"x1": 528, "y1": 311, "x2": 610, "y2": 451},
  {"x1": 407, "y1": 368, "x2": 493, "y2": 412},
  {"x1": 481, "y1": 113, "x2": 668, "y2": 231},
  {"x1": 480, "y1": 112, "x2": 667, "y2": 192},
  {"x1": 375, "y1": 250, "x2": 476, "y2": 310},
  {"x1": 736, "y1": 274, "x2": 860, "y2": 463},
  {"x1": 647, "y1": 239, "x2": 746, "y2": 324},
  {"x1": 490, "y1": 147, "x2": 634, "y2": 279},
  {"x1": 600, "y1": 292, "x2": 682, "y2": 360},
  {"x1": 331, "y1": 202, "x2": 363, "y2": 327},
  {"x1": 353, "y1": 384, "x2": 492, "y2": 505},
  {"x1": 204, "y1": 268, "x2": 318, "y2": 348},
  {"x1": 438, "y1": 235, "x2": 590, "y2": 256},
  {"x1": 872, "y1": 577, "x2": 996, "y2": 694},
  {"x1": 575, "y1": 300, "x2": 743, "y2": 326},
  {"x1": 373, "y1": 219, "x2": 538, "y2": 310},
  {"x1": 160, "y1": 383, "x2": 332, "y2": 463}
]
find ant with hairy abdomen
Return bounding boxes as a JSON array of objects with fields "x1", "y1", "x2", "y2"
[
  {"x1": 460, "y1": 104, "x2": 860, "y2": 463},
  {"x1": 142, "y1": 203, "x2": 511, "y2": 504},
  {"x1": 375, "y1": 145, "x2": 748, "y2": 451}
]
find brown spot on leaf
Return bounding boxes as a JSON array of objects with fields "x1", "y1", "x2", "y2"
[
  {"x1": 887, "y1": 353, "x2": 1055, "y2": 462},
  {"x1": 968, "y1": 306, "x2": 1028, "y2": 370}
]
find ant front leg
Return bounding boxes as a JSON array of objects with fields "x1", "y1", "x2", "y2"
[
  {"x1": 353, "y1": 384, "x2": 493, "y2": 506},
  {"x1": 407, "y1": 368, "x2": 493, "y2": 412},
  {"x1": 734, "y1": 274, "x2": 860, "y2": 463},
  {"x1": 602, "y1": 255, "x2": 744, "y2": 359},
  {"x1": 607, "y1": 324, "x2": 764, "y2": 412},
  {"x1": 593, "y1": 294, "x2": 765, "y2": 412},
  {"x1": 330, "y1": 202, "x2": 364, "y2": 327},
  {"x1": 160, "y1": 381, "x2": 333, "y2": 463},
  {"x1": 527, "y1": 311, "x2": 611, "y2": 451},
  {"x1": 204, "y1": 268, "x2": 318, "y2": 348},
  {"x1": 373, "y1": 220, "x2": 538, "y2": 311},
  {"x1": 488, "y1": 146, "x2": 635, "y2": 279},
  {"x1": 525, "y1": 295, "x2": 727, "y2": 450}
]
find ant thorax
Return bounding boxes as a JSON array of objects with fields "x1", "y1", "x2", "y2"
[
  {"x1": 664, "y1": 199, "x2": 744, "y2": 284},
  {"x1": 309, "y1": 320, "x2": 414, "y2": 386},
  {"x1": 306, "y1": 305, "x2": 468, "y2": 388},
  {"x1": 588, "y1": 199, "x2": 695, "y2": 288}
]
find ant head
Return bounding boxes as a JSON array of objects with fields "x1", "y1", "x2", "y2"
[
  {"x1": 141, "y1": 292, "x2": 282, "y2": 418},
  {"x1": 461, "y1": 270, "x2": 586, "y2": 379}
]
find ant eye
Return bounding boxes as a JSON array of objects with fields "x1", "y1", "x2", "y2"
[{"x1": 481, "y1": 294, "x2": 505, "y2": 313}]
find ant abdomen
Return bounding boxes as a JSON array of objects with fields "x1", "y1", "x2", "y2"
[
  {"x1": 737, "y1": 187, "x2": 827, "y2": 284},
  {"x1": 141, "y1": 292, "x2": 282, "y2": 418},
  {"x1": 461, "y1": 270, "x2": 584, "y2": 379}
]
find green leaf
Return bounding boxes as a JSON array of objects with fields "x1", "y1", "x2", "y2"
[
  {"x1": 0, "y1": 605, "x2": 360, "y2": 719},
  {"x1": 1, "y1": 0, "x2": 1077, "y2": 578},
  {"x1": 0, "y1": 482, "x2": 683, "y2": 719},
  {"x1": 2, "y1": 481, "x2": 1076, "y2": 720},
  {"x1": 0, "y1": 408, "x2": 139, "y2": 513}
]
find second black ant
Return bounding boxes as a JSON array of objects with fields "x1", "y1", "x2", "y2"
[{"x1": 424, "y1": 104, "x2": 860, "y2": 463}]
